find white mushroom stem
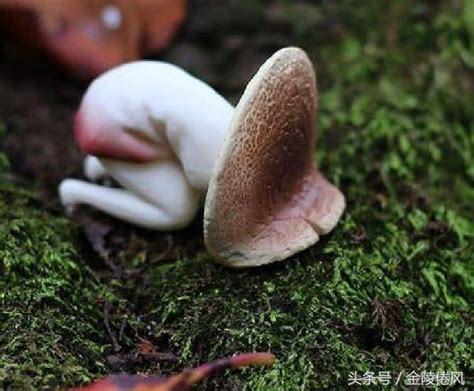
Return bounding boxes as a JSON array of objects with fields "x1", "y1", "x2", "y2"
[{"x1": 59, "y1": 61, "x2": 234, "y2": 229}]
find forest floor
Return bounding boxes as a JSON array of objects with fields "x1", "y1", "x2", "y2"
[{"x1": 1, "y1": 1, "x2": 473, "y2": 390}]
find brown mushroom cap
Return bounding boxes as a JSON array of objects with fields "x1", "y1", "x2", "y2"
[{"x1": 204, "y1": 47, "x2": 345, "y2": 268}]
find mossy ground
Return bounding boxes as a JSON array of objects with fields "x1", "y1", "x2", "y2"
[
  {"x1": 1, "y1": 0, "x2": 473, "y2": 389},
  {"x1": 0, "y1": 158, "x2": 111, "y2": 388}
]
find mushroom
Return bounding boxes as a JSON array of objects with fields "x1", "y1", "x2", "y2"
[
  {"x1": 204, "y1": 47, "x2": 345, "y2": 267},
  {"x1": 0, "y1": 0, "x2": 186, "y2": 78},
  {"x1": 59, "y1": 47, "x2": 345, "y2": 266},
  {"x1": 59, "y1": 60, "x2": 234, "y2": 229}
]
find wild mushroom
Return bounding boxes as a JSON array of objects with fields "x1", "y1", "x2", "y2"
[
  {"x1": 0, "y1": 0, "x2": 186, "y2": 78},
  {"x1": 59, "y1": 60, "x2": 234, "y2": 229},
  {"x1": 204, "y1": 47, "x2": 345, "y2": 267},
  {"x1": 59, "y1": 47, "x2": 345, "y2": 266}
]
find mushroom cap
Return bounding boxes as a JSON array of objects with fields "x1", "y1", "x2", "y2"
[
  {"x1": 204, "y1": 47, "x2": 345, "y2": 268},
  {"x1": 0, "y1": 0, "x2": 186, "y2": 79}
]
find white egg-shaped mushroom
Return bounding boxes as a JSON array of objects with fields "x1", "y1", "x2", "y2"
[
  {"x1": 204, "y1": 47, "x2": 345, "y2": 268},
  {"x1": 59, "y1": 61, "x2": 234, "y2": 230}
]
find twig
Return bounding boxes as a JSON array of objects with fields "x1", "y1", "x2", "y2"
[
  {"x1": 118, "y1": 318, "x2": 127, "y2": 343},
  {"x1": 137, "y1": 352, "x2": 179, "y2": 362},
  {"x1": 103, "y1": 301, "x2": 121, "y2": 353}
]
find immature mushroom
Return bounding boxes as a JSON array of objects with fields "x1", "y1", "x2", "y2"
[{"x1": 204, "y1": 47, "x2": 345, "y2": 267}]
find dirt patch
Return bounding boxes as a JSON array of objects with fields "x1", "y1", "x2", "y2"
[{"x1": 0, "y1": 45, "x2": 84, "y2": 196}]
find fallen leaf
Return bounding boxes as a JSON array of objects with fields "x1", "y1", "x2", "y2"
[{"x1": 74, "y1": 352, "x2": 276, "y2": 390}]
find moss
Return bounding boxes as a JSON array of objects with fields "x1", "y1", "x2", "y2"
[
  {"x1": 140, "y1": 1, "x2": 473, "y2": 389},
  {"x1": 0, "y1": 126, "x2": 113, "y2": 388},
  {"x1": 1, "y1": 0, "x2": 473, "y2": 389}
]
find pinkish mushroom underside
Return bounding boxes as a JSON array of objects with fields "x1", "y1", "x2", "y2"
[{"x1": 204, "y1": 47, "x2": 345, "y2": 267}]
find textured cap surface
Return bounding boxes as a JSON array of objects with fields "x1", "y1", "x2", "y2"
[{"x1": 204, "y1": 47, "x2": 345, "y2": 268}]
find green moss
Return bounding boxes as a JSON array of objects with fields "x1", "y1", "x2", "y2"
[
  {"x1": 1, "y1": 0, "x2": 473, "y2": 389},
  {"x1": 140, "y1": 2, "x2": 473, "y2": 389},
  {"x1": 0, "y1": 127, "x2": 112, "y2": 388}
]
